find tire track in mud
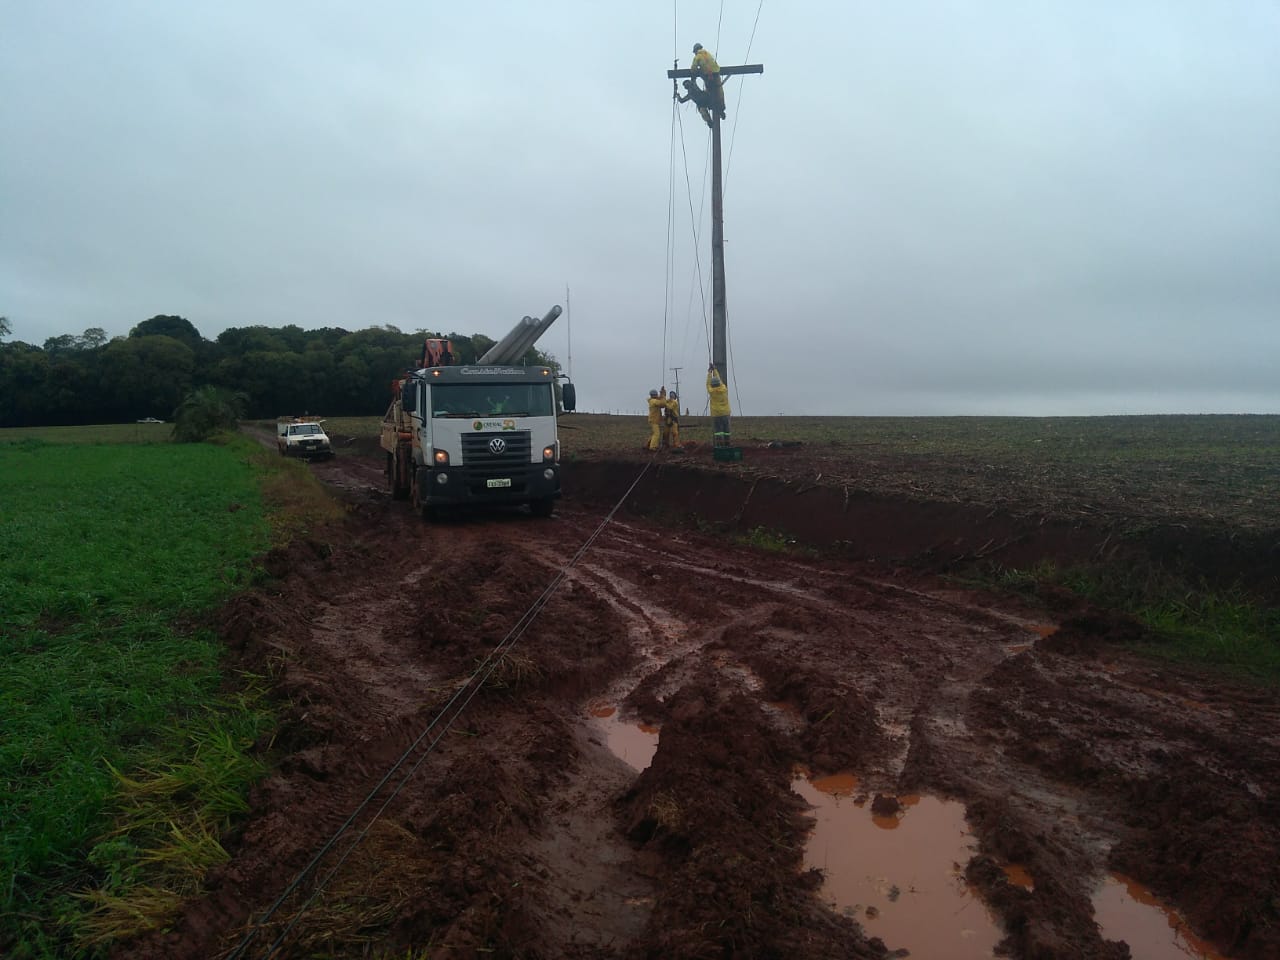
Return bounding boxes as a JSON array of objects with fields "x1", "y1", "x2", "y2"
[{"x1": 129, "y1": 446, "x2": 1279, "y2": 960}]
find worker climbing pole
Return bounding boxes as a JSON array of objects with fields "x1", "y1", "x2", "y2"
[{"x1": 666, "y1": 44, "x2": 763, "y2": 456}]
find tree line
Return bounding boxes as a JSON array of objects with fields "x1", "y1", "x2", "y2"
[{"x1": 0, "y1": 315, "x2": 558, "y2": 428}]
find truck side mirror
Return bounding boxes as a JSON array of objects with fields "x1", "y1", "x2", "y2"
[
  {"x1": 401, "y1": 381, "x2": 417, "y2": 412},
  {"x1": 561, "y1": 382, "x2": 576, "y2": 412}
]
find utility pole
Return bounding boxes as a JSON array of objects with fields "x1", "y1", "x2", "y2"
[
  {"x1": 670, "y1": 366, "x2": 682, "y2": 399},
  {"x1": 667, "y1": 56, "x2": 763, "y2": 446}
]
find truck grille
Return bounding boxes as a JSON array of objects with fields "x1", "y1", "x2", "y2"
[{"x1": 461, "y1": 431, "x2": 532, "y2": 495}]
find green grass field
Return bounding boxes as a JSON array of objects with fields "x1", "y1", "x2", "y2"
[
  {"x1": 0, "y1": 422, "x2": 174, "y2": 445},
  {"x1": 0, "y1": 436, "x2": 286, "y2": 957}
]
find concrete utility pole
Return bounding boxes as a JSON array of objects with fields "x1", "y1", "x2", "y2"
[{"x1": 666, "y1": 58, "x2": 764, "y2": 407}]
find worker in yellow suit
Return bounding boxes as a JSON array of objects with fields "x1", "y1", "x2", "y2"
[
  {"x1": 646, "y1": 389, "x2": 665, "y2": 450},
  {"x1": 664, "y1": 391, "x2": 681, "y2": 447},
  {"x1": 691, "y1": 43, "x2": 726, "y2": 119},
  {"x1": 707, "y1": 365, "x2": 731, "y2": 447}
]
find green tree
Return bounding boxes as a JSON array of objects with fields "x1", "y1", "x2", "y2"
[
  {"x1": 0, "y1": 316, "x2": 10, "y2": 339},
  {"x1": 0, "y1": 341, "x2": 51, "y2": 427},
  {"x1": 171, "y1": 386, "x2": 246, "y2": 442},
  {"x1": 100, "y1": 335, "x2": 196, "y2": 421},
  {"x1": 130, "y1": 315, "x2": 203, "y2": 352}
]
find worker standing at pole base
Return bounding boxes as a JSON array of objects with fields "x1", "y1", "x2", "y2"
[
  {"x1": 664, "y1": 391, "x2": 681, "y2": 447},
  {"x1": 691, "y1": 43, "x2": 726, "y2": 119},
  {"x1": 707, "y1": 365, "x2": 731, "y2": 447},
  {"x1": 647, "y1": 389, "x2": 665, "y2": 451}
]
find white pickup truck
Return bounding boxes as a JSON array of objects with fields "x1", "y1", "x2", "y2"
[{"x1": 276, "y1": 419, "x2": 334, "y2": 459}]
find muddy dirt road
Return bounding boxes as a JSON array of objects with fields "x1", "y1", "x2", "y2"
[{"x1": 127, "y1": 443, "x2": 1279, "y2": 960}]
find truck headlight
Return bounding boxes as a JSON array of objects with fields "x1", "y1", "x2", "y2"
[
  {"x1": 542, "y1": 445, "x2": 556, "y2": 461},
  {"x1": 433, "y1": 449, "x2": 449, "y2": 465},
  {"x1": 543, "y1": 468, "x2": 555, "y2": 480}
]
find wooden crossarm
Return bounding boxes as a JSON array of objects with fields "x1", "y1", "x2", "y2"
[{"x1": 667, "y1": 64, "x2": 764, "y2": 79}]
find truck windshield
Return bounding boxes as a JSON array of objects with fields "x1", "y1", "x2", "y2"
[
  {"x1": 291, "y1": 424, "x2": 323, "y2": 435},
  {"x1": 430, "y1": 383, "x2": 555, "y2": 418}
]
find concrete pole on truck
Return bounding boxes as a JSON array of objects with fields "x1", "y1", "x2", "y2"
[
  {"x1": 478, "y1": 305, "x2": 563, "y2": 366},
  {"x1": 666, "y1": 59, "x2": 763, "y2": 444}
]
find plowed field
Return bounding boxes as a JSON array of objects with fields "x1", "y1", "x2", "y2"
[{"x1": 123, "y1": 434, "x2": 1279, "y2": 960}]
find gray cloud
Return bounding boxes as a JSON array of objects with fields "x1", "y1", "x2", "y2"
[{"x1": 3, "y1": 1, "x2": 1278, "y2": 416}]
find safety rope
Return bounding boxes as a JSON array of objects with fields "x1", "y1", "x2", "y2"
[
  {"x1": 662, "y1": 98, "x2": 677, "y2": 390},
  {"x1": 721, "y1": 0, "x2": 765, "y2": 418},
  {"x1": 723, "y1": 0, "x2": 765, "y2": 201},
  {"x1": 229, "y1": 462, "x2": 657, "y2": 959},
  {"x1": 675, "y1": 109, "x2": 712, "y2": 361}
]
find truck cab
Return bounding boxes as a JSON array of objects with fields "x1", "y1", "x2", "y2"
[{"x1": 383, "y1": 364, "x2": 566, "y2": 517}]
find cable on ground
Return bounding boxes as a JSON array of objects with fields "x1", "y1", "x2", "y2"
[{"x1": 228, "y1": 460, "x2": 656, "y2": 959}]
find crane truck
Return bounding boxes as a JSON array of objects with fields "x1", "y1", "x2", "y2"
[{"x1": 380, "y1": 305, "x2": 576, "y2": 519}]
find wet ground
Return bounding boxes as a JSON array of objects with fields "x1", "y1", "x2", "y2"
[{"x1": 120, "y1": 438, "x2": 1280, "y2": 960}]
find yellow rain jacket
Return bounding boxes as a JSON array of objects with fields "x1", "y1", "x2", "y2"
[
  {"x1": 647, "y1": 395, "x2": 665, "y2": 424},
  {"x1": 692, "y1": 48, "x2": 721, "y2": 76},
  {"x1": 706, "y1": 371, "x2": 731, "y2": 417},
  {"x1": 647, "y1": 394, "x2": 665, "y2": 450}
]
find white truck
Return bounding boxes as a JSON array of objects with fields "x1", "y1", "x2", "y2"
[
  {"x1": 276, "y1": 418, "x2": 334, "y2": 459},
  {"x1": 380, "y1": 306, "x2": 576, "y2": 519}
]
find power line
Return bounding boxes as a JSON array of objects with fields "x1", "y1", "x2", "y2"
[
  {"x1": 724, "y1": 0, "x2": 766, "y2": 199},
  {"x1": 229, "y1": 464, "x2": 657, "y2": 958}
]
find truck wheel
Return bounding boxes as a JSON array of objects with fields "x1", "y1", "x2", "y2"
[
  {"x1": 410, "y1": 474, "x2": 438, "y2": 521},
  {"x1": 529, "y1": 498, "x2": 555, "y2": 518}
]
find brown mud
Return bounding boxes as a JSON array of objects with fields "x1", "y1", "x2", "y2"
[{"x1": 118, "y1": 437, "x2": 1280, "y2": 960}]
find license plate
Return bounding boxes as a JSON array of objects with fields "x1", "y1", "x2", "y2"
[{"x1": 486, "y1": 478, "x2": 512, "y2": 488}]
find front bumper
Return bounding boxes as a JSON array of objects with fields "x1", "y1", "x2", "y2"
[
  {"x1": 286, "y1": 443, "x2": 333, "y2": 459},
  {"x1": 417, "y1": 462, "x2": 560, "y2": 505}
]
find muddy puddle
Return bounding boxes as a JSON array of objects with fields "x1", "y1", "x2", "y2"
[
  {"x1": 1093, "y1": 873, "x2": 1229, "y2": 960},
  {"x1": 792, "y1": 772, "x2": 1002, "y2": 959},
  {"x1": 588, "y1": 702, "x2": 660, "y2": 772}
]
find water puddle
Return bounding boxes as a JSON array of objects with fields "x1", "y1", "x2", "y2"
[
  {"x1": 793, "y1": 773, "x2": 1002, "y2": 958},
  {"x1": 588, "y1": 702, "x2": 660, "y2": 772},
  {"x1": 1093, "y1": 873, "x2": 1227, "y2": 960}
]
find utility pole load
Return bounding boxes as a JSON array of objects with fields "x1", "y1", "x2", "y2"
[
  {"x1": 667, "y1": 52, "x2": 763, "y2": 453},
  {"x1": 478, "y1": 305, "x2": 563, "y2": 366}
]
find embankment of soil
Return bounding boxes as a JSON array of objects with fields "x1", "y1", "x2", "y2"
[{"x1": 565, "y1": 460, "x2": 1280, "y2": 601}]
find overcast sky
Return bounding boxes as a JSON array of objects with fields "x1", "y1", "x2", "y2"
[{"x1": 3, "y1": 1, "x2": 1278, "y2": 415}]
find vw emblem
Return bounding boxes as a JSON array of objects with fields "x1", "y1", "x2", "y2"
[{"x1": 488, "y1": 438, "x2": 507, "y2": 455}]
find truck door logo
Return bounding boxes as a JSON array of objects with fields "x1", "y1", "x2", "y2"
[{"x1": 488, "y1": 438, "x2": 507, "y2": 455}]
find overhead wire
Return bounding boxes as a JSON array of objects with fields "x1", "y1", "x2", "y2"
[
  {"x1": 229, "y1": 463, "x2": 657, "y2": 959},
  {"x1": 675, "y1": 108, "x2": 712, "y2": 361},
  {"x1": 721, "y1": 0, "x2": 765, "y2": 416},
  {"x1": 723, "y1": 0, "x2": 765, "y2": 200},
  {"x1": 662, "y1": 99, "x2": 677, "y2": 388},
  {"x1": 662, "y1": 0, "x2": 681, "y2": 389},
  {"x1": 675, "y1": 0, "x2": 765, "y2": 414}
]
